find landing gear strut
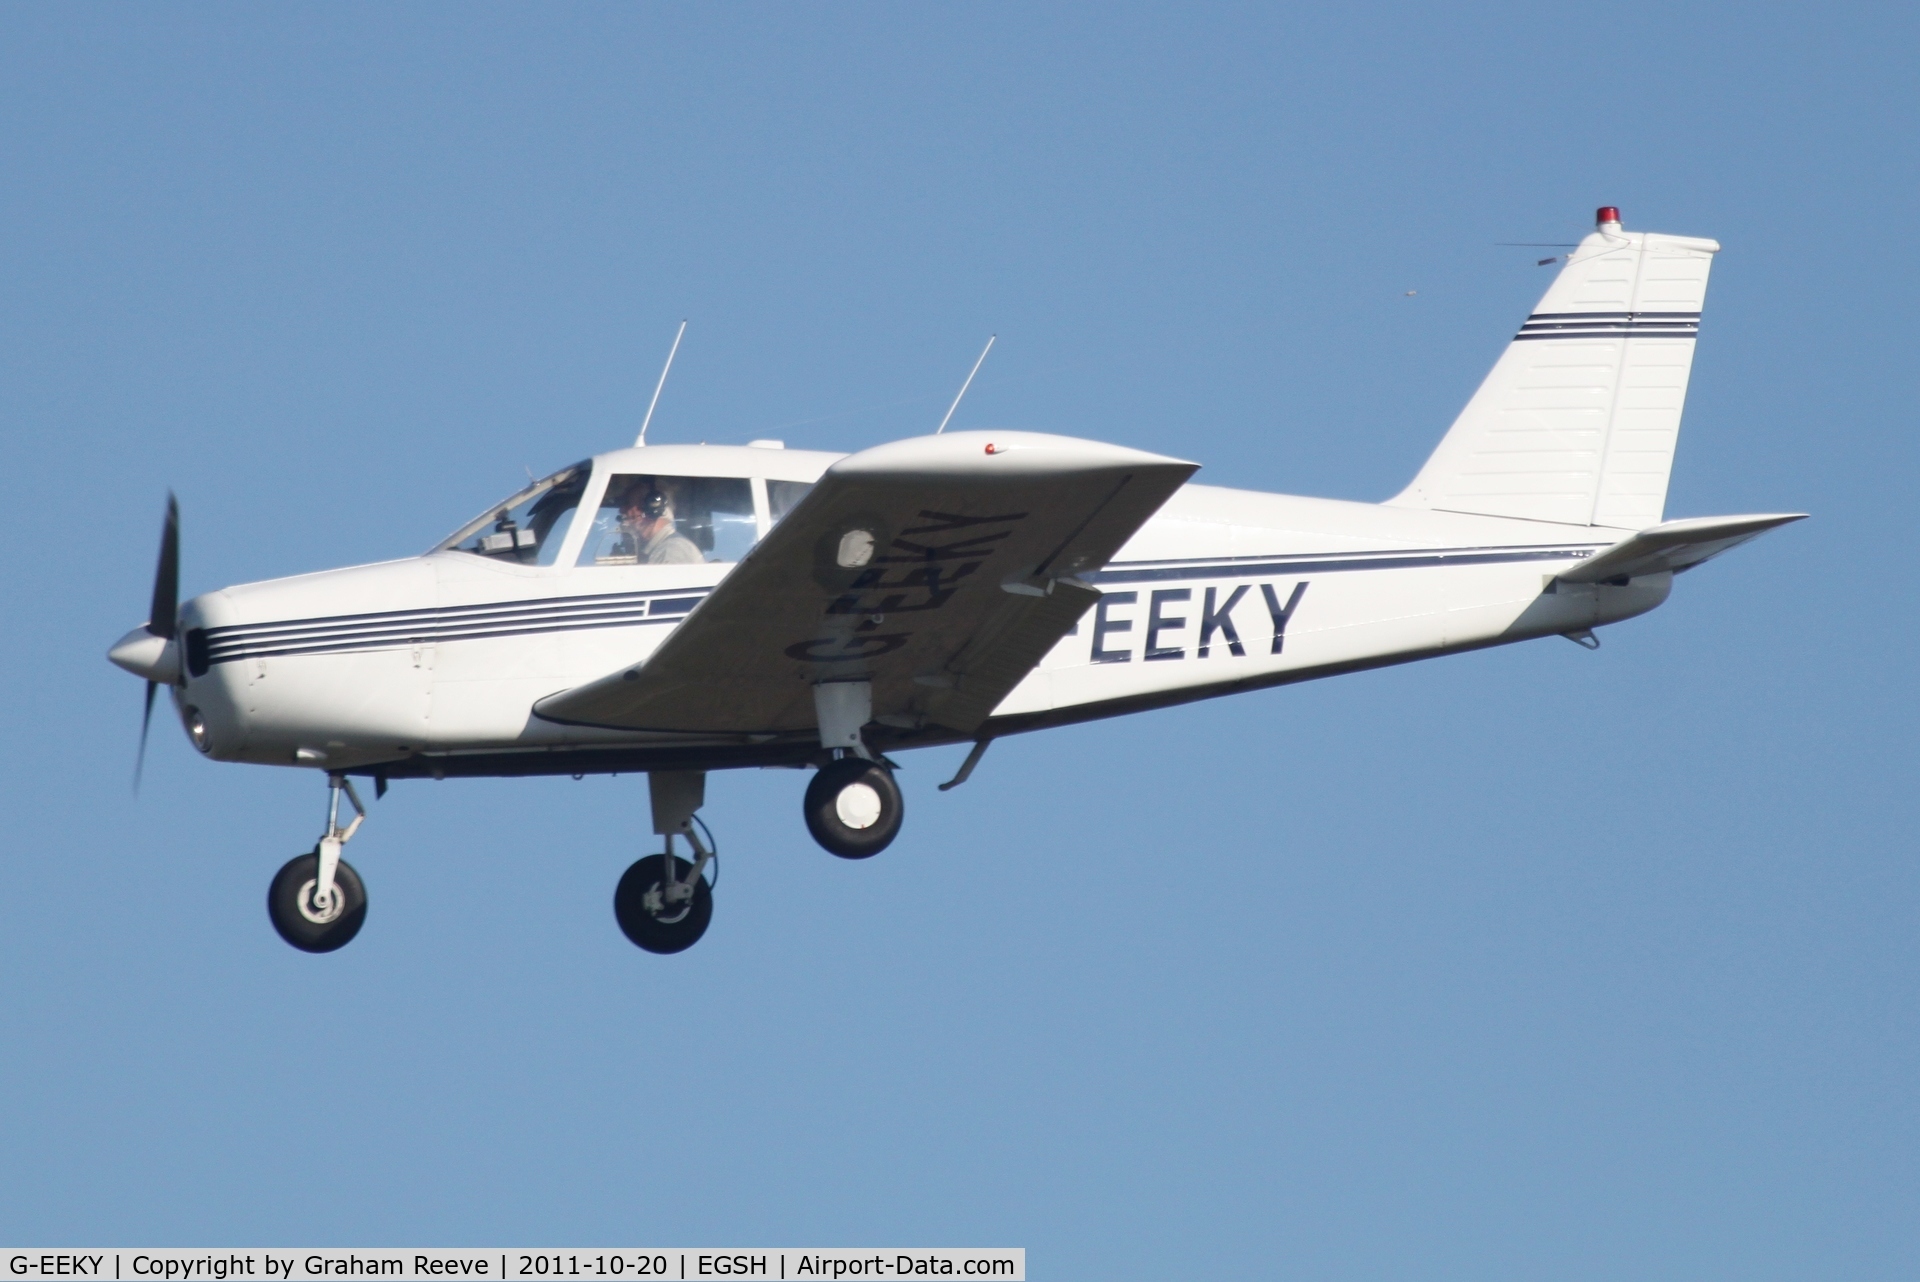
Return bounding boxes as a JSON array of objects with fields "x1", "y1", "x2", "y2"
[
  {"x1": 614, "y1": 771, "x2": 716, "y2": 954},
  {"x1": 268, "y1": 773, "x2": 369, "y2": 953}
]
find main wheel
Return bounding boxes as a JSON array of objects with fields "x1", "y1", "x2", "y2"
[
  {"x1": 267, "y1": 851, "x2": 368, "y2": 953},
  {"x1": 804, "y1": 757, "x2": 903, "y2": 859},
  {"x1": 614, "y1": 854, "x2": 713, "y2": 954}
]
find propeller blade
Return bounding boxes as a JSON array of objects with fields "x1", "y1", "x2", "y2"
[
  {"x1": 149, "y1": 492, "x2": 179, "y2": 640},
  {"x1": 135, "y1": 494, "x2": 178, "y2": 794},
  {"x1": 134, "y1": 680, "x2": 157, "y2": 794}
]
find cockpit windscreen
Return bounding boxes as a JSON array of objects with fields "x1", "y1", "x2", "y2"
[{"x1": 437, "y1": 462, "x2": 589, "y2": 565}]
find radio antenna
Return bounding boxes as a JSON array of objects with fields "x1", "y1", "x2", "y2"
[
  {"x1": 635, "y1": 319, "x2": 687, "y2": 447},
  {"x1": 935, "y1": 334, "x2": 996, "y2": 435}
]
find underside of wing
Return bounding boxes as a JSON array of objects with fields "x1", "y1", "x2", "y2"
[{"x1": 534, "y1": 431, "x2": 1197, "y2": 737}]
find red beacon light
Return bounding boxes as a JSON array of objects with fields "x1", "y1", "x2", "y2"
[{"x1": 1596, "y1": 205, "x2": 1622, "y2": 227}]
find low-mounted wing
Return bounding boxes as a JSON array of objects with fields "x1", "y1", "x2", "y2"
[
  {"x1": 534, "y1": 431, "x2": 1197, "y2": 737},
  {"x1": 1557, "y1": 512, "x2": 1807, "y2": 584}
]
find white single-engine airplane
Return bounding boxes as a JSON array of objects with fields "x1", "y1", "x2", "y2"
[{"x1": 111, "y1": 207, "x2": 1802, "y2": 954}]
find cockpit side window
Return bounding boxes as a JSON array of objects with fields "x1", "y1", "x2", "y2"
[
  {"x1": 578, "y1": 474, "x2": 757, "y2": 566},
  {"x1": 437, "y1": 463, "x2": 589, "y2": 566}
]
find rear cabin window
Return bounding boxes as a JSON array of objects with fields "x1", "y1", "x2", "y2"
[
  {"x1": 578, "y1": 474, "x2": 757, "y2": 566},
  {"x1": 440, "y1": 463, "x2": 588, "y2": 566},
  {"x1": 768, "y1": 479, "x2": 815, "y2": 524}
]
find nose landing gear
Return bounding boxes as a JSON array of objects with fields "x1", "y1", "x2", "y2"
[{"x1": 268, "y1": 773, "x2": 369, "y2": 952}]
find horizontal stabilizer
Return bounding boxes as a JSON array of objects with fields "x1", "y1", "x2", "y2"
[{"x1": 1556, "y1": 512, "x2": 1806, "y2": 584}]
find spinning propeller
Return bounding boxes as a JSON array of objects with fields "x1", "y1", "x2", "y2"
[{"x1": 108, "y1": 494, "x2": 182, "y2": 791}]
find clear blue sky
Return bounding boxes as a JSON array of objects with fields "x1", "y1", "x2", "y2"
[{"x1": 2, "y1": 4, "x2": 1914, "y2": 1277}]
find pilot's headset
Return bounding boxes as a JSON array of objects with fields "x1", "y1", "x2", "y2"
[{"x1": 624, "y1": 484, "x2": 669, "y2": 520}]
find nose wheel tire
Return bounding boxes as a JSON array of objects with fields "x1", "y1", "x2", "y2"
[
  {"x1": 267, "y1": 850, "x2": 368, "y2": 953},
  {"x1": 804, "y1": 757, "x2": 903, "y2": 859},
  {"x1": 614, "y1": 854, "x2": 713, "y2": 954}
]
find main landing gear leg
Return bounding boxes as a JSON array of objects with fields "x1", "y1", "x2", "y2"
[
  {"x1": 267, "y1": 772, "x2": 370, "y2": 953},
  {"x1": 614, "y1": 771, "x2": 716, "y2": 954},
  {"x1": 805, "y1": 679, "x2": 904, "y2": 859}
]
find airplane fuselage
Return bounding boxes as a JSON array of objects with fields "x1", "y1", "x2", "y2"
[{"x1": 168, "y1": 441, "x2": 1664, "y2": 783}]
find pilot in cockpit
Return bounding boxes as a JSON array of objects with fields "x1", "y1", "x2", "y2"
[{"x1": 616, "y1": 477, "x2": 704, "y2": 565}]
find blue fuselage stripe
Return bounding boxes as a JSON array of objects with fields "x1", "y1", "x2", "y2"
[
  {"x1": 1092, "y1": 546, "x2": 1598, "y2": 584},
  {"x1": 198, "y1": 544, "x2": 1606, "y2": 664}
]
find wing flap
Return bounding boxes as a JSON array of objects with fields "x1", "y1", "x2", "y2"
[
  {"x1": 534, "y1": 431, "x2": 1196, "y2": 735},
  {"x1": 918, "y1": 577, "x2": 1101, "y2": 733},
  {"x1": 1556, "y1": 512, "x2": 1807, "y2": 584}
]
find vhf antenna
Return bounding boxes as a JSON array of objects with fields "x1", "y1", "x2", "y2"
[
  {"x1": 935, "y1": 334, "x2": 996, "y2": 435},
  {"x1": 635, "y1": 319, "x2": 688, "y2": 447}
]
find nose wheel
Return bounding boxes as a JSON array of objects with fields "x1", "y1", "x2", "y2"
[
  {"x1": 805, "y1": 756, "x2": 903, "y2": 859},
  {"x1": 268, "y1": 850, "x2": 367, "y2": 952},
  {"x1": 268, "y1": 772, "x2": 371, "y2": 953}
]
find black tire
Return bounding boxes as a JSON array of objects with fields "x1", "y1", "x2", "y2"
[
  {"x1": 804, "y1": 757, "x2": 903, "y2": 859},
  {"x1": 267, "y1": 851, "x2": 368, "y2": 953},
  {"x1": 613, "y1": 854, "x2": 713, "y2": 954}
]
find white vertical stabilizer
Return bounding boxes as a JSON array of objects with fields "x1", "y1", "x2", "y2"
[{"x1": 1389, "y1": 209, "x2": 1720, "y2": 528}]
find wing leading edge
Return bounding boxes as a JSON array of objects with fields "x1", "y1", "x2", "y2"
[{"x1": 533, "y1": 431, "x2": 1198, "y2": 737}]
